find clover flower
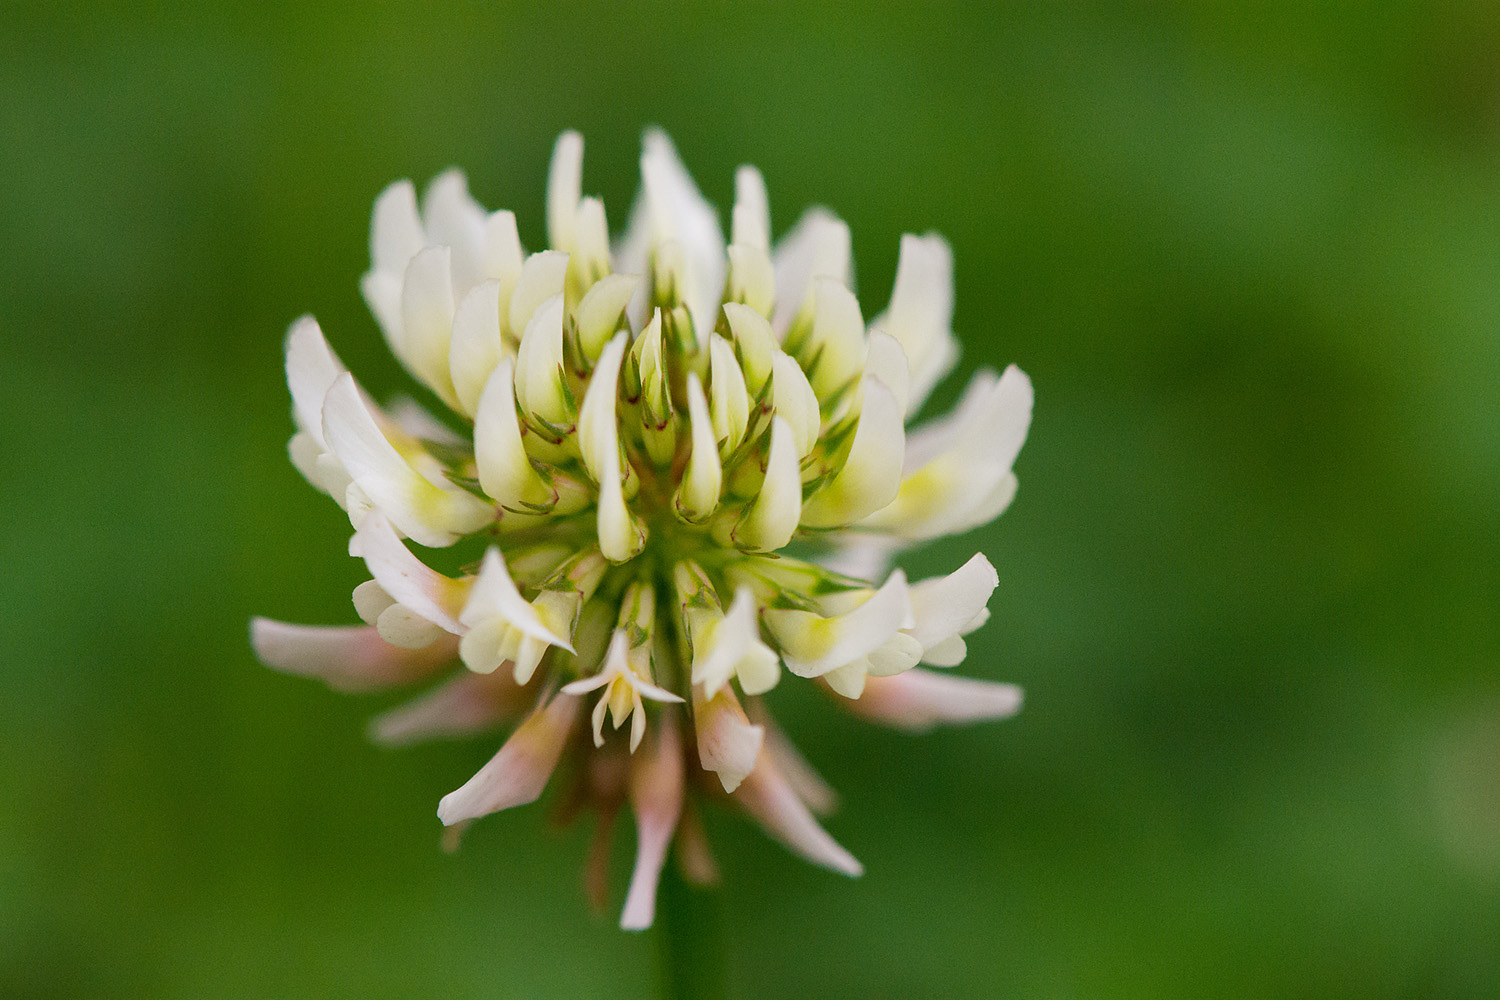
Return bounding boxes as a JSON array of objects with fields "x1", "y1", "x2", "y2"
[{"x1": 252, "y1": 131, "x2": 1032, "y2": 930}]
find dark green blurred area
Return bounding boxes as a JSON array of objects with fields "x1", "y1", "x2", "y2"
[{"x1": 4, "y1": 2, "x2": 1499, "y2": 997}]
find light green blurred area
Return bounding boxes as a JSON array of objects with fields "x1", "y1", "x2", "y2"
[{"x1": 3, "y1": 3, "x2": 1498, "y2": 997}]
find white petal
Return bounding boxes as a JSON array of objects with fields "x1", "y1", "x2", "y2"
[
  {"x1": 799, "y1": 375, "x2": 905, "y2": 528},
  {"x1": 725, "y1": 243, "x2": 775, "y2": 318},
  {"x1": 473, "y1": 359, "x2": 553, "y2": 510},
  {"x1": 822, "y1": 659, "x2": 869, "y2": 698},
  {"x1": 370, "y1": 670, "x2": 528, "y2": 747},
  {"x1": 769, "y1": 353, "x2": 820, "y2": 458},
  {"x1": 863, "y1": 331, "x2": 910, "y2": 417},
  {"x1": 461, "y1": 547, "x2": 573, "y2": 650},
  {"x1": 690, "y1": 586, "x2": 757, "y2": 697},
  {"x1": 575, "y1": 273, "x2": 640, "y2": 364},
  {"x1": 801, "y1": 278, "x2": 867, "y2": 404},
  {"x1": 370, "y1": 179, "x2": 424, "y2": 276},
  {"x1": 511, "y1": 293, "x2": 570, "y2": 427},
  {"x1": 731, "y1": 165, "x2": 770, "y2": 251},
  {"x1": 845, "y1": 669, "x2": 1023, "y2": 732},
  {"x1": 422, "y1": 169, "x2": 488, "y2": 296},
  {"x1": 400, "y1": 246, "x2": 460, "y2": 406},
  {"x1": 508, "y1": 250, "x2": 570, "y2": 341},
  {"x1": 764, "y1": 571, "x2": 912, "y2": 678},
  {"x1": 692, "y1": 685, "x2": 764, "y2": 793},
  {"x1": 674, "y1": 373, "x2": 721, "y2": 522},
  {"x1": 546, "y1": 130, "x2": 584, "y2": 251},
  {"x1": 771, "y1": 208, "x2": 851, "y2": 337},
  {"x1": 322, "y1": 375, "x2": 493, "y2": 547},
  {"x1": 376, "y1": 603, "x2": 447, "y2": 649},
  {"x1": 579, "y1": 334, "x2": 644, "y2": 562},
  {"x1": 352, "y1": 579, "x2": 395, "y2": 625},
  {"x1": 436, "y1": 694, "x2": 581, "y2": 825},
  {"x1": 906, "y1": 554, "x2": 999, "y2": 651},
  {"x1": 620, "y1": 712, "x2": 685, "y2": 931},
  {"x1": 350, "y1": 513, "x2": 468, "y2": 633},
  {"x1": 639, "y1": 129, "x2": 726, "y2": 332},
  {"x1": 284, "y1": 316, "x2": 344, "y2": 447},
  {"x1": 732, "y1": 417, "x2": 801, "y2": 552},
  {"x1": 448, "y1": 280, "x2": 505, "y2": 417},
  {"x1": 874, "y1": 233, "x2": 958, "y2": 415},
  {"x1": 921, "y1": 634, "x2": 967, "y2": 667},
  {"x1": 249, "y1": 618, "x2": 453, "y2": 692},
  {"x1": 722, "y1": 302, "x2": 777, "y2": 396},
  {"x1": 707, "y1": 336, "x2": 750, "y2": 457},
  {"x1": 482, "y1": 209, "x2": 525, "y2": 286},
  {"x1": 735, "y1": 755, "x2": 862, "y2": 877},
  {"x1": 866, "y1": 633, "x2": 924, "y2": 677}
]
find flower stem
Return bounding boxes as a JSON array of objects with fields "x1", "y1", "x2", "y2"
[{"x1": 656, "y1": 862, "x2": 728, "y2": 1000}]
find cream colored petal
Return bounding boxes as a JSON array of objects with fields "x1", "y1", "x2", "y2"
[
  {"x1": 863, "y1": 331, "x2": 910, "y2": 417},
  {"x1": 284, "y1": 315, "x2": 344, "y2": 446},
  {"x1": 322, "y1": 374, "x2": 493, "y2": 547},
  {"x1": 436, "y1": 693, "x2": 581, "y2": 825},
  {"x1": 799, "y1": 375, "x2": 905, "y2": 528},
  {"x1": 508, "y1": 250, "x2": 570, "y2": 340},
  {"x1": 448, "y1": 280, "x2": 505, "y2": 417},
  {"x1": 421, "y1": 169, "x2": 488, "y2": 296},
  {"x1": 575, "y1": 273, "x2": 639, "y2": 364},
  {"x1": 400, "y1": 246, "x2": 460, "y2": 407},
  {"x1": 763, "y1": 570, "x2": 912, "y2": 678},
  {"x1": 734, "y1": 755, "x2": 862, "y2": 877},
  {"x1": 674, "y1": 373, "x2": 721, "y2": 522},
  {"x1": 249, "y1": 618, "x2": 453, "y2": 693},
  {"x1": 731, "y1": 164, "x2": 770, "y2": 251},
  {"x1": 375, "y1": 603, "x2": 447, "y2": 650},
  {"x1": 843, "y1": 669, "x2": 1023, "y2": 732},
  {"x1": 771, "y1": 208, "x2": 851, "y2": 337},
  {"x1": 707, "y1": 336, "x2": 750, "y2": 457},
  {"x1": 473, "y1": 359, "x2": 553, "y2": 510},
  {"x1": 461, "y1": 547, "x2": 573, "y2": 649},
  {"x1": 906, "y1": 553, "x2": 999, "y2": 651},
  {"x1": 482, "y1": 210, "x2": 525, "y2": 287},
  {"x1": 639, "y1": 129, "x2": 725, "y2": 331},
  {"x1": 722, "y1": 302, "x2": 776, "y2": 396},
  {"x1": 349, "y1": 513, "x2": 468, "y2": 634},
  {"x1": 801, "y1": 278, "x2": 867, "y2": 404},
  {"x1": 874, "y1": 233, "x2": 957, "y2": 415},
  {"x1": 692, "y1": 684, "x2": 764, "y2": 793},
  {"x1": 369, "y1": 179, "x2": 423, "y2": 276},
  {"x1": 725, "y1": 244, "x2": 775, "y2": 318},
  {"x1": 352, "y1": 579, "x2": 395, "y2": 625},
  {"x1": 768, "y1": 352, "x2": 820, "y2": 458},
  {"x1": 546, "y1": 130, "x2": 584, "y2": 251},
  {"x1": 511, "y1": 293, "x2": 571, "y2": 427},
  {"x1": 732, "y1": 417, "x2": 801, "y2": 552}
]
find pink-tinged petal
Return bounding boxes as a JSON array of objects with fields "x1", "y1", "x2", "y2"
[
  {"x1": 843, "y1": 668, "x2": 1023, "y2": 732},
  {"x1": 349, "y1": 513, "x2": 467, "y2": 634},
  {"x1": 620, "y1": 712, "x2": 685, "y2": 931},
  {"x1": 249, "y1": 619, "x2": 454, "y2": 693},
  {"x1": 368, "y1": 669, "x2": 531, "y2": 747},
  {"x1": 436, "y1": 693, "x2": 582, "y2": 825},
  {"x1": 692, "y1": 685, "x2": 764, "y2": 794},
  {"x1": 735, "y1": 756, "x2": 863, "y2": 877}
]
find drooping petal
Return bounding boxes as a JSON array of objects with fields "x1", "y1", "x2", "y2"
[
  {"x1": 692, "y1": 684, "x2": 764, "y2": 793},
  {"x1": 461, "y1": 547, "x2": 574, "y2": 649},
  {"x1": 620, "y1": 711, "x2": 685, "y2": 930},
  {"x1": 841, "y1": 669, "x2": 1023, "y2": 731},
  {"x1": 436, "y1": 693, "x2": 581, "y2": 825},
  {"x1": 249, "y1": 619, "x2": 455, "y2": 692},
  {"x1": 322, "y1": 374, "x2": 494, "y2": 546},
  {"x1": 370, "y1": 669, "x2": 531, "y2": 746},
  {"x1": 349, "y1": 513, "x2": 468, "y2": 633},
  {"x1": 734, "y1": 755, "x2": 862, "y2": 877}
]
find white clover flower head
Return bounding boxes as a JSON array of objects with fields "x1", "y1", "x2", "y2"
[{"x1": 251, "y1": 130, "x2": 1033, "y2": 930}]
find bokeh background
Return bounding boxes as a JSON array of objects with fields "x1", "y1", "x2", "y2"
[{"x1": 4, "y1": 3, "x2": 1499, "y2": 997}]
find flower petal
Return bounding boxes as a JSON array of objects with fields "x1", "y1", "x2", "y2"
[
  {"x1": 436, "y1": 693, "x2": 581, "y2": 825},
  {"x1": 905, "y1": 553, "x2": 999, "y2": 652},
  {"x1": 692, "y1": 684, "x2": 764, "y2": 793},
  {"x1": 400, "y1": 246, "x2": 460, "y2": 407},
  {"x1": 639, "y1": 129, "x2": 726, "y2": 333},
  {"x1": 369, "y1": 669, "x2": 530, "y2": 747},
  {"x1": 249, "y1": 618, "x2": 454, "y2": 692},
  {"x1": 735, "y1": 754, "x2": 862, "y2": 877},
  {"x1": 842, "y1": 669, "x2": 1023, "y2": 732},
  {"x1": 349, "y1": 513, "x2": 468, "y2": 634},
  {"x1": 799, "y1": 375, "x2": 905, "y2": 528},
  {"x1": 763, "y1": 570, "x2": 913, "y2": 678},
  {"x1": 620, "y1": 711, "x2": 685, "y2": 930},
  {"x1": 546, "y1": 130, "x2": 584, "y2": 252},
  {"x1": 461, "y1": 547, "x2": 573, "y2": 650},
  {"x1": 732, "y1": 417, "x2": 802, "y2": 552},
  {"x1": 448, "y1": 280, "x2": 505, "y2": 417},
  {"x1": 322, "y1": 374, "x2": 494, "y2": 546},
  {"x1": 873, "y1": 233, "x2": 959, "y2": 415}
]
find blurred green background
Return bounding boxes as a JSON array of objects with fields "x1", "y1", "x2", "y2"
[{"x1": 4, "y1": 2, "x2": 1498, "y2": 997}]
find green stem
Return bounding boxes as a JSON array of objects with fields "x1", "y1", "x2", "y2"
[{"x1": 655, "y1": 863, "x2": 728, "y2": 1000}]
